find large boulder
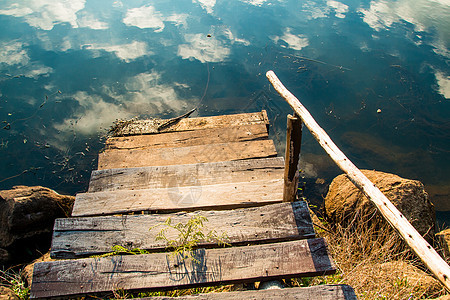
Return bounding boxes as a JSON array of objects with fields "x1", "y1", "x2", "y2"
[
  {"x1": 0, "y1": 186, "x2": 74, "y2": 267},
  {"x1": 324, "y1": 170, "x2": 436, "y2": 243}
]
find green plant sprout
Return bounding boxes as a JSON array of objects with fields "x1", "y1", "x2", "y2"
[
  {"x1": 0, "y1": 269, "x2": 29, "y2": 300},
  {"x1": 91, "y1": 245, "x2": 149, "y2": 258},
  {"x1": 150, "y1": 215, "x2": 230, "y2": 264}
]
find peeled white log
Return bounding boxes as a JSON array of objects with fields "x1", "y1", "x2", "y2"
[{"x1": 266, "y1": 70, "x2": 450, "y2": 291}]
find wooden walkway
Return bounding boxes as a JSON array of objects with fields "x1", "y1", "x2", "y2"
[{"x1": 30, "y1": 111, "x2": 357, "y2": 299}]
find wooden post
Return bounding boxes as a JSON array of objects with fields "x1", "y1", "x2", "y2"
[
  {"x1": 266, "y1": 70, "x2": 450, "y2": 291},
  {"x1": 283, "y1": 114, "x2": 302, "y2": 202}
]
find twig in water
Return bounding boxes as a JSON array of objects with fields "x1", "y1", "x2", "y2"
[
  {"x1": 157, "y1": 108, "x2": 197, "y2": 131},
  {"x1": 0, "y1": 167, "x2": 42, "y2": 183}
]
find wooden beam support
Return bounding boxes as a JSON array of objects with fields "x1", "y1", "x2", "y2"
[
  {"x1": 283, "y1": 114, "x2": 302, "y2": 202},
  {"x1": 266, "y1": 70, "x2": 450, "y2": 291}
]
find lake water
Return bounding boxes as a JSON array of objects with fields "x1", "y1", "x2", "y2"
[{"x1": 0, "y1": 0, "x2": 449, "y2": 224}]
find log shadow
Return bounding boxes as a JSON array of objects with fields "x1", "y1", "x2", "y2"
[{"x1": 166, "y1": 248, "x2": 222, "y2": 285}]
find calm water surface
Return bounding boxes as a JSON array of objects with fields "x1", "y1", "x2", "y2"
[{"x1": 0, "y1": 0, "x2": 449, "y2": 222}]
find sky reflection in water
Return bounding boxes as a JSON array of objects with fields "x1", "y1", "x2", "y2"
[{"x1": 0, "y1": 0, "x2": 449, "y2": 219}]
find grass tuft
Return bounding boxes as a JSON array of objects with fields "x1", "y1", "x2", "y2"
[{"x1": 0, "y1": 269, "x2": 29, "y2": 300}]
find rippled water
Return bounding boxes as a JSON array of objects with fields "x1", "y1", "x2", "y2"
[{"x1": 0, "y1": 0, "x2": 449, "y2": 222}]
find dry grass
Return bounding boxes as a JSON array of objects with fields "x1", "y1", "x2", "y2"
[
  {"x1": 305, "y1": 209, "x2": 448, "y2": 299},
  {"x1": 105, "y1": 285, "x2": 235, "y2": 299}
]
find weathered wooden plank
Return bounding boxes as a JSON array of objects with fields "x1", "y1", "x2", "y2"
[
  {"x1": 113, "y1": 111, "x2": 269, "y2": 136},
  {"x1": 106, "y1": 124, "x2": 268, "y2": 151},
  {"x1": 97, "y1": 140, "x2": 278, "y2": 170},
  {"x1": 31, "y1": 238, "x2": 336, "y2": 299},
  {"x1": 137, "y1": 284, "x2": 357, "y2": 300},
  {"x1": 89, "y1": 157, "x2": 284, "y2": 192},
  {"x1": 73, "y1": 179, "x2": 283, "y2": 217},
  {"x1": 52, "y1": 202, "x2": 314, "y2": 258}
]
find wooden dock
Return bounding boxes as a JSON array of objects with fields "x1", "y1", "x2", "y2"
[{"x1": 30, "y1": 111, "x2": 357, "y2": 299}]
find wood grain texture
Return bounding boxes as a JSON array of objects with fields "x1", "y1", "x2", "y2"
[
  {"x1": 267, "y1": 70, "x2": 450, "y2": 291},
  {"x1": 283, "y1": 115, "x2": 302, "y2": 202},
  {"x1": 89, "y1": 157, "x2": 284, "y2": 192},
  {"x1": 31, "y1": 238, "x2": 336, "y2": 299},
  {"x1": 114, "y1": 111, "x2": 269, "y2": 136},
  {"x1": 97, "y1": 140, "x2": 277, "y2": 170},
  {"x1": 106, "y1": 124, "x2": 268, "y2": 151},
  {"x1": 137, "y1": 284, "x2": 357, "y2": 300},
  {"x1": 73, "y1": 179, "x2": 284, "y2": 217},
  {"x1": 52, "y1": 202, "x2": 315, "y2": 258}
]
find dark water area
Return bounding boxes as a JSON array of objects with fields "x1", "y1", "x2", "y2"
[{"x1": 0, "y1": 0, "x2": 449, "y2": 224}]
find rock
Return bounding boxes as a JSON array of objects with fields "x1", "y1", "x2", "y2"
[
  {"x1": 324, "y1": 170, "x2": 436, "y2": 243},
  {"x1": 0, "y1": 186, "x2": 74, "y2": 248},
  {"x1": 21, "y1": 252, "x2": 54, "y2": 287},
  {"x1": 436, "y1": 229, "x2": 450, "y2": 260},
  {"x1": 0, "y1": 286, "x2": 19, "y2": 300},
  {"x1": 0, "y1": 186, "x2": 74, "y2": 267},
  {"x1": 350, "y1": 260, "x2": 444, "y2": 299},
  {"x1": 432, "y1": 295, "x2": 450, "y2": 300},
  {"x1": 259, "y1": 280, "x2": 284, "y2": 290}
]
